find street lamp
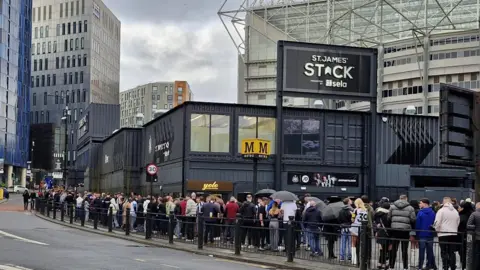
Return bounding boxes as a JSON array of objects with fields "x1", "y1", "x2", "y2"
[{"x1": 61, "y1": 106, "x2": 71, "y2": 187}]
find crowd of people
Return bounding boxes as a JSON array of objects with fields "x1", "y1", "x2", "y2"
[{"x1": 34, "y1": 189, "x2": 480, "y2": 270}]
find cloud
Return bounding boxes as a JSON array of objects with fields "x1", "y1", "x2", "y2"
[{"x1": 103, "y1": 0, "x2": 239, "y2": 103}]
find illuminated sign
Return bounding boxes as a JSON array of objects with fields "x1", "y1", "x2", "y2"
[{"x1": 240, "y1": 138, "x2": 271, "y2": 158}]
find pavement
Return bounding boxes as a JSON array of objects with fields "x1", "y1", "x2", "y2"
[
  {"x1": 0, "y1": 199, "x2": 282, "y2": 270},
  {"x1": 0, "y1": 194, "x2": 24, "y2": 212}
]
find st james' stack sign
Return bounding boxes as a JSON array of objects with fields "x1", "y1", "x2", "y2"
[{"x1": 278, "y1": 41, "x2": 377, "y2": 97}]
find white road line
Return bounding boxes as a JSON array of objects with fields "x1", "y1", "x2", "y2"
[
  {"x1": 159, "y1": 264, "x2": 179, "y2": 269},
  {"x1": 0, "y1": 230, "x2": 49, "y2": 246},
  {"x1": 134, "y1": 259, "x2": 146, "y2": 262},
  {"x1": 0, "y1": 264, "x2": 33, "y2": 270}
]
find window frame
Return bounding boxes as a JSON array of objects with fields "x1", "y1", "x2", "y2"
[{"x1": 190, "y1": 113, "x2": 231, "y2": 153}]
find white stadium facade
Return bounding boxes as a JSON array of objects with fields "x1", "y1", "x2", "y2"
[{"x1": 219, "y1": 0, "x2": 480, "y2": 115}]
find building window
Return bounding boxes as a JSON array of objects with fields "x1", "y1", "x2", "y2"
[
  {"x1": 79, "y1": 21, "x2": 82, "y2": 32},
  {"x1": 60, "y1": 91, "x2": 64, "y2": 104},
  {"x1": 37, "y1": 43, "x2": 40, "y2": 54},
  {"x1": 80, "y1": 37, "x2": 84, "y2": 49},
  {"x1": 49, "y1": 5, "x2": 52, "y2": 19},
  {"x1": 45, "y1": 26, "x2": 49, "y2": 37},
  {"x1": 178, "y1": 87, "x2": 183, "y2": 93},
  {"x1": 47, "y1": 75, "x2": 51, "y2": 86},
  {"x1": 46, "y1": 111, "x2": 50, "y2": 122},
  {"x1": 67, "y1": 56, "x2": 70, "y2": 68},
  {"x1": 190, "y1": 114, "x2": 230, "y2": 153},
  {"x1": 82, "y1": 89, "x2": 86, "y2": 102},
  {"x1": 66, "y1": 90, "x2": 70, "y2": 104},
  {"x1": 72, "y1": 55, "x2": 76, "y2": 67},
  {"x1": 33, "y1": 93, "x2": 36, "y2": 106},
  {"x1": 61, "y1": 56, "x2": 65, "y2": 68},
  {"x1": 62, "y1": 23, "x2": 65, "y2": 35},
  {"x1": 83, "y1": 54, "x2": 87, "y2": 66},
  {"x1": 45, "y1": 58, "x2": 48, "y2": 70},
  {"x1": 40, "y1": 26, "x2": 43, "y2": 38},
  {"x1": 55, "y1": 91, "x2": 58, "y2": 104},
  {"x1": 64, "y1": 39, "x2": 68, "y2": 51},
  {"x1": 44, "y1": 92, "x2": 47, "y2": 105},
  {"x1": 60, "y1": 3, "x2": 63, "y2": 17},
  {"x1": 31, "y1": 76, "x2": 34, "y2": 88},
  {"x1": 238, "y1": 116, "x2": 276, "y2": 154},
  {"x1": 34, "y1": 27, "x2": 38, "y2": 38},
  {"x1": 75, "y1": 38, "x2": 79, "y2": 50},
  {"x1": 42, "y1": 42, "x2": 46, "y2": 54},
  {"x1": 77, "y1": 90, "x2": 80, "y2": 102},
  {"x1": 84, "y1": 20, "x2": 88, "y2": 32},
  {"x1": 80, "y1": 71, "x2": 83, "y2": 83},
  {"x1": 53, "y1": 41, "x2": 57, "y2": 52},
  {"x1": 71, "y1": 91, "x2": 75, "y2": 103},
  {"x1": 41, "y1": 75, "x2": 45, "y2": 87},
  {"x1": 56, "y1": 24, "x2": 60, "y2": 36},
  {"x1": 283, "y1": 119, "x2": 319, "y2": 155},
  {"x1": 48, "y1": 41, "x2": 51, "y2": 53},
  {"x1": 73, "y1": 22, "x2": 76, "y2": 34},
  {"x1": 69, "y1": 72, "x2": 73, "y2": 84},
  {"x1": 64, "y1": 73, "x2": 67, "y2": 84},
  {"x1": 74, "y1": 72, "x2": 78, "y2": 84},
  {"x1": 70, "y1": 39, "x2": 73, "y2": 50},
  {"x1": 35, "y1": 111, "x2": 38, "y2": 123},
  {"x1": 67, "y1": 23, "x2": 71, "y2": 34},
  {"x1": 77, "y1": 55, "x2": 81, "y2": 66},
  {"x1": 33, "y1": 60, "x2": 37, "y2": 71},
  {"x1": 36, "y1": 76, "x2": 39, "y2": 87},
  {"x1": 53, "y1": 74, "x2": 56, "y2": 85}
]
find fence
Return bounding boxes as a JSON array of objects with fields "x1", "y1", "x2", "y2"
[{"x1": 34, "y1": 199, "x2": 478, "y2": 270}]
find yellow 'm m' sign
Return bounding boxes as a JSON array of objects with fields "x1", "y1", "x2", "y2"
[{"x1": 240, "y1": 138, "x2": 271, "y2": 158}]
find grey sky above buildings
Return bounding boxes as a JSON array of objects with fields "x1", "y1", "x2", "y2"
[{"x1": 103, "y1": 0, "x2": 239, "y2": 103}]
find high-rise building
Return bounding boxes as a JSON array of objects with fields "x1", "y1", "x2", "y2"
[
  {"x1": 219, "y1": 0, "x2": 480, "y2": 114},
  {"x1": 30, "y1": 0, "x2": 120, "y2": 177},
  {"x1": 0, "y1": 0, "x2": 32, "y2": 188},
  {"x1": 120, "y1": 81, "x2": 193, "y2": 127}
]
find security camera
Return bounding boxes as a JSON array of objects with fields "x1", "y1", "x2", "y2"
[
  {"x1": 313, "y1": 100, "x2": 324, "y2": 109},
  {"x1": 381, "y1": 116, "x2": 388, "y2": 123},
  {"x1": 404, "y1": 105, "x2": 416, "y2": 115}
]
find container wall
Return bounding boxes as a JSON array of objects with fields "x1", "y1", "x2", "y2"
[
  {"x1": 101, "y1": 130, "x2": 125, "y2": 174},
  {"x1": 90, "y1": 103, "x2": 120, "y2": 139},
  {"x1": 124, "y1": 129, "x2": 142, "y2": 170},
  {"x1": 376, "y1": 164, "x2": 411, "y2": 187},
  {"x1": 376, "y1": 113, "x2": 440, "y2": 166}
]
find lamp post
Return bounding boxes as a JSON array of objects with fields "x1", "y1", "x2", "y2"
[{"x1": 61, "y1": 106, "x2": 71, "y2": 188}]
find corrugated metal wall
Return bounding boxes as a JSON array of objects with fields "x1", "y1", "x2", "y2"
[
  {"x1": 376, "y1": 114, "x2": 440, "y2": 166},
  {"x1": 124, "y1": 129, "x2": 142, "y2": 170},
  {"x1": 89, "y1": 103, "x2": 120, "y2": 139}
]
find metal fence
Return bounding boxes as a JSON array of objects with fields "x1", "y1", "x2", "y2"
[{"x1": 35, "y1": 199, "x2": 479, "y2": 269}]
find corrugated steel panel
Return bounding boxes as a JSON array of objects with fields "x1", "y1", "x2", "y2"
[
  {"x1": 376, "y1": 114, "x2": 440, "y2": 167},
  {"x1": 89, "y1": 103, "x2": 120, "y2": 140},
  {"x1": 124, "y1": 129, "x2": 142, "y2": 169},
  {"x1": 376, "y1": 164, "x2": 410, "y2": 187}
]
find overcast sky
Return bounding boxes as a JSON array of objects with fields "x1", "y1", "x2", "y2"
[{"x1": 103, "y1": 0, "x2": 241, "y2": 103}]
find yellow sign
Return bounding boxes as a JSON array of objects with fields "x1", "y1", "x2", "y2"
[
  {"x1": 202, "y1": 182, "x2": 219, "y2": 191},
  {"x1": 0, "y1": 188, "x2": 3, "y2": 200},
  {"x1": 240, "y1": 138, "x2": 271, "y2": 158}
]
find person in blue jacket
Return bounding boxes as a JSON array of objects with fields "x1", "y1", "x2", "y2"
[{"x1": 416, "y1": 198, "x2": 436, "y2": 270}]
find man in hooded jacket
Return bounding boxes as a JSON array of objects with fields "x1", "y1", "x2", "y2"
[
  {"x1": 434, "y1": 197, "x2": 459, "y2": 270},
  {"x1": 388, "y1": 194, "x2": 416, "y2": 270},
  {"x1": 416, "y1": 198, "x2": 436, "y2": 270}
]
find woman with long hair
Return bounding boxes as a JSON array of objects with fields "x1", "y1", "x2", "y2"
[
  {"x1": 350, "y1": 198, "x2": 368, "y2": 265},
  {"x1": 269, "y1": 201, "x2": 281, "y2": 252}
]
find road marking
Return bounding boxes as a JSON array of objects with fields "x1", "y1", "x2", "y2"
[
  {"x1": 159, "y1": 264, "x2": 179, "y2": 269},
  {"x1": 134, "y1": 259, "x2": 146, "y2": 262},
  {"x1": 0, "y1": 265, "x2": 33, "y2": 270},
  {"x1": 0, "y1": 230, "x2": 49, "y2": 246},
  {"x1": 214, "y1": 259, "x2": 273, "y2": 269}
]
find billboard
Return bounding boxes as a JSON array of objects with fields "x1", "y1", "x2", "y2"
[
  {"x1": 278, "y1": 41, "x2": 377, "y2": 98},
  {"x1": 439, "y1": 83, "x2": 476, "y2": 166},
  {"x1": 287, "y1": 172, "x2": 359, "y2": 187}
]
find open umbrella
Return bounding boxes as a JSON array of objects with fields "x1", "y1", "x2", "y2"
[
  {"x1": 321, "y1": 201, "x2": 345, "y2": 221},
  {"x1": 255, "y1": 189, "x2": 276, "y2": 197},
  {"x1": 305, "y1": 196, "x2": 321, "y2": 203},
  {"x1": 314, "y1": 200, "x2": 327, "y2": 211},
  {"x1": 270, "y1": 191, "x2": 298, "y2": 201}
]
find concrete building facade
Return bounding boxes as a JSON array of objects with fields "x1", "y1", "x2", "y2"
[
  {"x1": 30, "y1": 0, "x2": 120, "y2": 175},
  {"x1": 219, "y1": 0, "x2": 480, "y2": 113},
  {"x1": 120, "y1": 81, "x2": 193, "y2": 127},
  {"x1": 1, "y1": 0, "x2": 32, "y2": 188}
]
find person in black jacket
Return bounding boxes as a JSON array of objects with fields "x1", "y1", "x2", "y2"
[
  {"x1": 202, "y1": 196, "x2": 220, "y2": 244},
  {"x1": 22, "y1": 190, "x2": 30, "y2": 210},
  {"x1": 375, "y1": 202, "x2": 391, "y2": 269},
  {"x1": 303, "y1": 200, "x2": 323, "y2": 256},
  {"x1": 338, "y1": 197, "x2": 353, "y2": 261},
  {"x1": 458, "y1": 201, "x2": 473, "y2": 270},
  {"x1": 239, "y1": 194, "x2": 256, "y2": 248}
]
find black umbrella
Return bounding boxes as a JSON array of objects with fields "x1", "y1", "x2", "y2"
[
  {"x1": 255, "y1": 189, "x2": 276, "y2": 197},
  {"x1": 270, "y1": 191, "x2": 298, "y2": 201},
  {"x1": 321, "y1": 201, "x2": 345, "y2": 221}
]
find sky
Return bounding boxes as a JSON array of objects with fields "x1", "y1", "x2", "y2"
[{"x1": 103, "y1": 0, "x2": 241, "y2": 103}]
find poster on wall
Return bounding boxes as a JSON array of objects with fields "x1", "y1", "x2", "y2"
[{"x1": 287, "y1": 172, "x2": 359, "y2": 187}]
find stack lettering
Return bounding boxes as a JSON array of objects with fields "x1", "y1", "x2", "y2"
[{"x1": 303, "y1": 55, "x2": 354, "y2": 88}]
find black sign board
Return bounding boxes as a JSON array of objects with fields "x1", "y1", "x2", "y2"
[
  {"x1": 279, "y1": 41, "x2": 377, "y2": 98},
  {"x1": 154, "y1": 139, "x2": 172, "y2": 164},
  {"x1": 439, "y1": 84, "x2": 475, "y2": 166},
  {"x1": 287, "y1": 172, "x2": 359, "y2": 187},
  {"x1": 146, "y1": 174, "x2": 158, "y2": 183}
]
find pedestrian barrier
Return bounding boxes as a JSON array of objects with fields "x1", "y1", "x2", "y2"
[{"x1": 35, "y1": 199, "x2": 478, "y2": 270}]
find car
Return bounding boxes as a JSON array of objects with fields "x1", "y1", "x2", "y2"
[{"x1": 12, "y1": 185, "x2": 27, "y2": 194}]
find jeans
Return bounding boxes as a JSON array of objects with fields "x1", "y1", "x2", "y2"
[
  {"x1": 307, "y1": 229, "x2": 322, "y2": 254},
  {"x1": 130, "y1": 216, "x2": 136, "y2": 231},
  {"x1": 175, "y1": 219, "x2": 182, "y2": 238},
  {"x1": 419, "y1": 237, "x2": 435, "y2": 269},
  {"x1": 340, "y1": 228, "x2": 351, "y2": 260}
]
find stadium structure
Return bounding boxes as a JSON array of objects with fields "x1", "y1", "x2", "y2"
[{"x1": 218, "y1": 0, "x2": 480, "y2": 115}]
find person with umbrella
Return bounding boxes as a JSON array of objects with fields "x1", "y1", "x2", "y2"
[
  {"x1": 303, "y1": 199, "x2": 323, "y2": 257},
  {"x1": 322, "y1": 200, "x2": 345, "y2": 259}
]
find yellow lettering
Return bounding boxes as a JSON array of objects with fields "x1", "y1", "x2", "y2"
[{"x1": 202, "y1": 182, "x2": 219, "y2": 191}]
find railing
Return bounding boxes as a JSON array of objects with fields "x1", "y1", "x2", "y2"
[{"x1": 35, "y1": 199, "x2": 479, "y2": 269}]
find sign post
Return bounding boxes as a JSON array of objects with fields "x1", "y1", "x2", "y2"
[
  {"x1": 240, "y1": 139, "x2": 271, "y2": 194},
  {"x1": 146, "y1": 163, "x2": 158, "y2": 196}
]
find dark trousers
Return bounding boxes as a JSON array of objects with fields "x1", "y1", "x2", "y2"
[
  {"x1": 254, "y1": 223, "x2": 266, "y2": 247},
  {"x1": 439, "y1": 235, "x2": 457, "y2": 270},
  {"x1": 204, "y1": 222, "x2": 215, "y2": 243},
  {"x1": 241, "y1": 220, "x2": 255, "y2": 245},
  {"x1": 419, "y1": 237, "x2": 435, "y2": 269},
  {"x1": 389, "y1": 230, "x2": 410, "y2": 269},
  {"x1": 185, "y1": 216, "x2": 195, "y2": 240}
]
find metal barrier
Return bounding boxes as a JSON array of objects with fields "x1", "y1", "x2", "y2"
[{"x1": 36, "y1": 199, "x2": 478, "y2": 268}]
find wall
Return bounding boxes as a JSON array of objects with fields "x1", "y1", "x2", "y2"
[{"x1": 376, "y1": 113, "x2": 440, "y2": 166}]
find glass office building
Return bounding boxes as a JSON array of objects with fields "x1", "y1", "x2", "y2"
[{"x1": 0, "y1": 0, "x2": 32, "y2": 187}]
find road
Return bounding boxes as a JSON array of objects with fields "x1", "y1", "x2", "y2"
[
  {"x1": 0, "y1": 199, "x2": 273, "y2": 270},
  {"x1": 0, "y1": 194, "x2": 25, "y2": 212}
]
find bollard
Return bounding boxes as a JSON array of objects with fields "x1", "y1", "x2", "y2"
[
  {"x1": 35, "y1": 198, "x2": 39, "y2": 211},
  {"x1": 286, "y1": 216, "x2": 295, "y2": 263},
  {"x1": 125, "y1": 208, "x2": 131, "y2": 236},
  {"x1": 81, "y1": 207, "x2": 85, "y2": 227},
  {"x1": 145, "y1": 212, "x2": 152, "y2": 239},
  {"x1": 168, "y1": 214, "x2": 174, "y2": 244},
  {"x1": 359, "y1": 220, "x2": 368, "y2": 270},
  {"x1": 108, "y1": 208, "x2": 113, "y2": 232},
  {"x1": 197, "y1": 215, "x2": 204, "y2": 250},
  {"x1": 69, "y1": 204, "x2": 74, "y2": 224},
  {"x1": 46, "y1": 201, "x2": 51, "y2": 217},
  {"x1": 60, "y1": 202, "x2": 65, "y2": 222},
  {"x1": 53, "y1": 203, "x2": 57, "y2": 220},
  {"x1": 467, "y1": 224, "x2": 475, "y2": 270},
  {"x1": 93, "y1": 208, "x2": 99, "y2": 229},
  {"x1": 234, "y1": 213, "x2": 242, "y2": 255}
]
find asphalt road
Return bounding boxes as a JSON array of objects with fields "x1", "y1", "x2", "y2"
[{"x1": 0, "y1": 202, "x2": 273, "y2": 270}]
